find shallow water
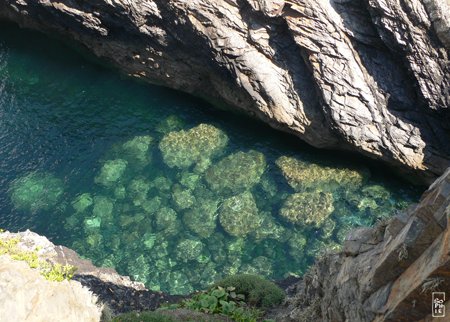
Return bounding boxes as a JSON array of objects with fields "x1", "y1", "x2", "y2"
[{"x1": 0, "y1": 23, "x2": 422, "y2": 294}]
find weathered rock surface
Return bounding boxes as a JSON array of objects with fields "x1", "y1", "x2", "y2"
[
  {"x1": 0, "y1": 230, "x2": 182, "y2": 315},
  {"x1": 269, "y1": 167, "x2": 450, "y2": 321},
  {"x1": 0, "y1": 0, "x2": 448, "y2": 183},
  {"x1": 0, "y1": 255, "x2": 102, "y2": 322}
]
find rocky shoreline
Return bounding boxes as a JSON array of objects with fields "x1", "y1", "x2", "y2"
[{"x1": 0, "y1": 0, "x2": 448, "y2": 183}]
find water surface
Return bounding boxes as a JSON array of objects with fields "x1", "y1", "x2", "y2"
[{"x1": 0, "y1": 23, "x2": 421, "y2": 294}]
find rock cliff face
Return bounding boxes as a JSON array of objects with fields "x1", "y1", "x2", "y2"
[
  {"x1": 0, "y1": 0, "x2": 448, "y2": 183},
  {"x1": 270, "y1": 167, "x2": 450, "y2": 321}
]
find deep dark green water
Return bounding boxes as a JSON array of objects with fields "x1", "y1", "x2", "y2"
[{"x1": 0, "y1": 23, "x2": 421, "y2": 294}]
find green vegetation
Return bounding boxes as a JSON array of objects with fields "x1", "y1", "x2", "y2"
[
  {"x1": 181, "y1": 286, "x2": 263, "y2": 322},
  {"x1": 214, "y1": 274, "x2": 285, "y2": 309},
  {"x1": 0, "y1": 237, "x2": 76, "y2": 282}
]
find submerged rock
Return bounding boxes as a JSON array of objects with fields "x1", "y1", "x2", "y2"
[
  {"x1": 159, "y1": 124, "x2": 228, "y2": 169},
  {"x1": 279, "y1": 192, "x2": 334, "y2": 227},
  {"x1": 175, "y1": 239, "x2": 204, "y2": 262},
  {"x1": 128, "y1": 177, "x2": 151, "y2": 206},
  {"x1": 10, "y1": 172, "x2": 64, "y2": 212},
  {"x1": 219, "y1": 191, "x2": 262, "y2": 237},
  {"x1": 276, "y1": 156, "x2": 368, "y2": 191},
  {"x1": 205, "y1": 150, "x2": 266, "y2": 195},
  {"x1": 154, "y1": 207, "x2": 180, "y2": 236},
  {"x1": 71, "y1": 193, "x2": 93, "y2": 213},
  {"x1": 171, "y1": 184, "x2": 196, "y2": 210},
  {"x1": 183, "y1": 199, "x2": 219, "y2": 238},
  {"x1": 92, "y1": 196, "x2": 114, "y2": 219},
  {"x1": 120, "y1": 135, "x2": 153, "y2": 166},
  {"x1": 155, "y1": 115, "x2": 185, "y2": 134},
  {"x1": 95, "y1": 159, "x2": 128, "y2": 187}
]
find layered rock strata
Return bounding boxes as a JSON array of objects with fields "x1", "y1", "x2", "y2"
[
  {"x1": 0, "y1": 0, "x2": 448, "y2": 183},
  {"x1": 270, "y1": 167, "x2": 450, "y2": 321}
]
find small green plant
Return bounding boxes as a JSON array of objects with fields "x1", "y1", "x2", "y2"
[
  {"x1": 214, "y1": 274, "x2": 285, "y2": 308},
  {"x1": 0, "y1": 237, "x2": 76, "y2": 282},
  {"x1": 181, "y1": 286, "x2": 263, "y2": 322}
]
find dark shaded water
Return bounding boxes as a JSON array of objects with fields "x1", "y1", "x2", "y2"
[{"x1": 0, "y1": 23, "x2": 421, "y2": 294}]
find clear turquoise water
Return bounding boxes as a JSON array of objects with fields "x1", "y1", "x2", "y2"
[{"x1": 0, "y1": 23, "x2": 422, "y2": 294}]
